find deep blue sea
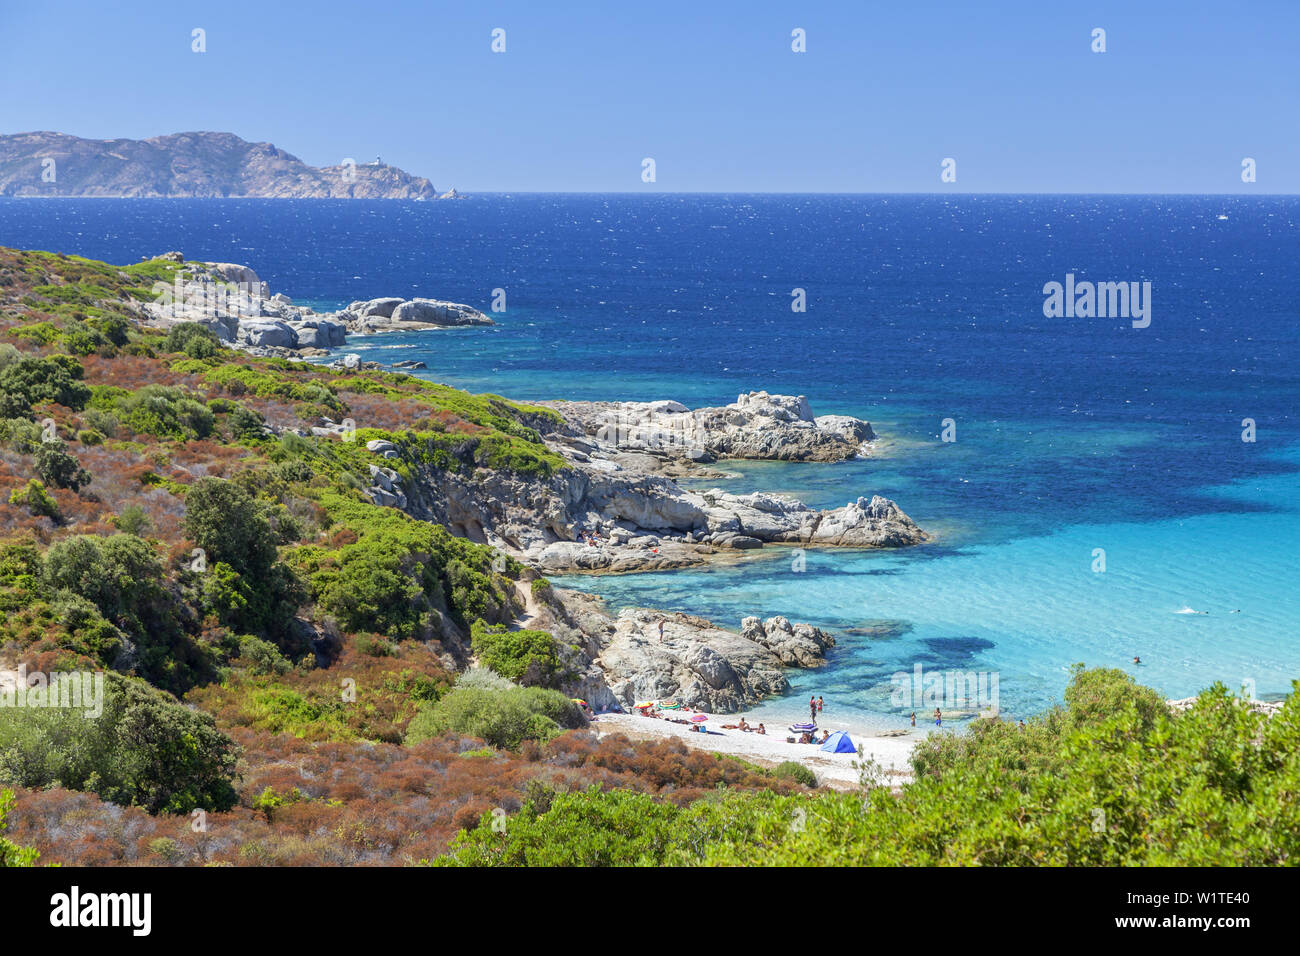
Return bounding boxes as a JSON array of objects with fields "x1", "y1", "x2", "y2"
[{"x1": 3, "y1": 194, "x2": 1297, "y2": 734}]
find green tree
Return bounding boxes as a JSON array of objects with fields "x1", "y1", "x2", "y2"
[
  {"x1": 0, "y1": 354, "x2": 91, "y2": 416},
  {"x1": 34, "y1": 440, "x2": 91, "y2": 491},
  {"x1": 0, "y1": 674, "x2": 239, "y2": 815}
]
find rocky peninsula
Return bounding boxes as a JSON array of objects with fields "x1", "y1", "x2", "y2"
[
  {"x1": 140, "y1": 255, "x2": 492, "y2": 356},
  {"x1": 0, "y1": 131, "x2": 443, "y2": 199},
  {"x1": 137, "y1": 253, "x2": 928, "y2": 717}
]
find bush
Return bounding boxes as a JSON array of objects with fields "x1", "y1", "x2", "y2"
[
  {"x1": 41, "y1": 533, "x2": 212, "y2": 690},
  {"x1": 34, "y1": 440, "x2": 91, "y2": 491},
  {"x1": 405, "y1": 686, "x2": 584, "y2": 750},
  {"x1": 289, "y1": 495, "x2": 520, "y2": 640},
  {"x1": 455, "y1": 667, "x2": 517, "y2": 692},
  {"x1": 0, "y1": 417, "x2": 43, "y2": 453},
  {"x1": 470, "y1": 619, "x2": 565, "y2": 687},
  {"x1": 438, "y1": 787, "x2": 682, "y2": 866},
  {"x1": 773, "y1": 761, "x2": 818, "y2": 788},
  {"x1": 164, "y1": 322, "x2": 222, "y2": 359},
  {"x1": 105, "y1": 384, "x2": 214, "y2": 440},
  {"x1": 237, "y1": 634, "x2": 292, "y2": 676},
  {"x1": 184, "y1": 478, "x2": 304, "y2": 644},
  {"x1": 8, "y1": 480, "x2": 59, "y2": 520},
  {"x1": 79, "y1": 407, "x2": 119, "y2": 438},
  {"x1": 0, "y1": 354, "x2": 90, "y2": 416},
  {"x1": 0, "y1": 673, "x2": 240, "y2": 814},
  {"x1": 112, "y1": 503, "x2": 152, "y2": 536}
]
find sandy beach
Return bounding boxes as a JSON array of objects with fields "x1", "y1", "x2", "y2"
[{"x1": 592, "y1": 709, "x2": 918, "y2": 789}]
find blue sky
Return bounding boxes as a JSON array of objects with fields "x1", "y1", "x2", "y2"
[{"x1": 1, "y1": 0, "x2": 1296, "y2": 192}]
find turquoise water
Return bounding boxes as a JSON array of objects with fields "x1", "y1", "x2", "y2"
[
  {"x1": 5, "y1": 194, "x2": 1297, "y2": 728},
  {"x1": 556, "y1": 448, "x2": 1300, "y2": 730}
]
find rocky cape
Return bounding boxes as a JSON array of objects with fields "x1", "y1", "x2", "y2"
[
  {"x1": 139, "y1": 255, "x2": 927, "y2": 573},
  {"x1": 139, "y1": 255, "x2": 492, "y2": 355},
  {"x1": 545, "y1": 392, "x2": 875, "y2": 464},
  {"x1": 0, "y1": 131, "x2": 443, "y2": 199},
  {"x1": 366, "y1": 398, "x2": 927, "y2": 575},
  {"x1": 531, "y1": 588, "x2": 837, "y2": 713}
]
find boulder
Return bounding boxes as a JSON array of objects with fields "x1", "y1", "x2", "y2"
[
  {"x1": 390, "y1": 298, "x2": 491, "y2": 327},
  {"x1": 238, "y1": 320, "x2": 297, "y2": 349},
  {"x1": 357, "y1": 297, "x2": 405, "y2": 318}
]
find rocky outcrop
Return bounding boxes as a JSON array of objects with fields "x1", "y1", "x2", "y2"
[
  {"x1": 740, "y1": 615, "x2": 835, "y2": 667},
  {"x1": 546, "y1": 390, "x2": 875, "y2": 464},
  {"x1": 339, "y1": 296, "x2": 493, "y2": 333},
  {"x1": 528, "y1": 591, "x2": 835, "y2": 714},
  {"x1": 596, "y1": 607, "x2": 834, "y2": 713},
  {"x1": 140, "y1": 259, "x2": 486, "y2": 357},
  {"x1": 0, "y1": 131, "x2": 440, "y2": 198},
  {"x1": 375, "y1": 428, "x2": 924, "y2": 573}
]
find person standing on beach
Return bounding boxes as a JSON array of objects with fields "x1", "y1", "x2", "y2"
[
  {"x1": 658, "y1": 618, "x2": 665, "y2": 643},
  {"x1": 810, "y1": 697, "x2": 818, "y2": 722},
  {"x1": 934, "y1": 707, "x2": 942, "y2": 727},
  {"x1": 910, "y1": 712, "x2": 916, "y2": 727}
]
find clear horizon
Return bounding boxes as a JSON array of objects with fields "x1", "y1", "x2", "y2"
[{"x1": 2, "y1": 0, "x2": 1298, "y2": 194}]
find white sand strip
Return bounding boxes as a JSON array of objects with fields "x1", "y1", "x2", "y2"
[{"x1": 592, "y1": 711, "x2": 917, "y2": 789}]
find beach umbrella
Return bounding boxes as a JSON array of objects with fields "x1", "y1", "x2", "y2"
[
  {"x1": 635, "y1": 701, "x2": 655, "y2": 710},
  {"x1": 689, "y1": 713, "x2": 709, "y2": 723}
]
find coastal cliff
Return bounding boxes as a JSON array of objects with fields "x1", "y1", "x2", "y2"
[{"x1": 0, "y1": 131, "x2": 440, "y2": 199}]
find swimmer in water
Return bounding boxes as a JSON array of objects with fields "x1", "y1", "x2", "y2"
[{"x1": 1133, "y1": 656, "x2": 1142, "y2": 665}]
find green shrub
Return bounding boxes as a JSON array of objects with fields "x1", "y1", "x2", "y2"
[
  {"x1": 104, "y1": 384, "x2": 215, "y2": 440},
  {"x1": 437, "y1": 787, "x2": 682, "y2": 866},
  {"x1": 41, "y1": 532, "x2": 213, "y2": 691},
  {"x1": 34, "y1": 440, "x2": 91, "y2": 491},
  {"x1": 0, "y1": 354, "x2": 90, "y2": 416},
  {"x1": 184, "y1": 478, "x2": 304, "y2": 644},
  {"x1": 288, "y1": 494, "x2": 520, "y2": 640},
  {"x1": 470, "y1": 619, "x2": 564, "y2": 687},
  {"x1": 0, "y1": 673, "x2": 239, "y2": 814},
  {"x1": 405, "y1": 685, "x2": 584, "y2": 750},
  {"x1": 529, "y1": 577, "x2": 554, "y2": 603},
  {"x1": 164, "y1": 322, "x2": 222, "y2": 359},
  {"x1": 0, "y1": 417, "x2": 43, "y2": 453},
  {"x1": 237, "y1": 634, "x2": 292, "y2": 676},
  {"x1": 112, "y1": 503, "x2": 152, "y2": 536},
  {"x1": 8, "y1": 479, "x2": 59, "y2": 519},
  {"x1": 773, "y1": 761, "x2": 817, "y2": 788}
]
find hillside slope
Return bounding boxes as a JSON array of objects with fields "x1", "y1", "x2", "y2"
[{"x1": 0, "y1": 131, "x2": 439, "y2": 198}]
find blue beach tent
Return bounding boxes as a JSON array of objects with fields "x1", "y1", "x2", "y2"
[{"x1": 820, "y1": 730, "x2": 856, "y2": 754}]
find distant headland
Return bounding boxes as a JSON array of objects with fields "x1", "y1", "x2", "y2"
[{"x1": 0, "y1": 131, "x2": 454, "y2": 199}]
